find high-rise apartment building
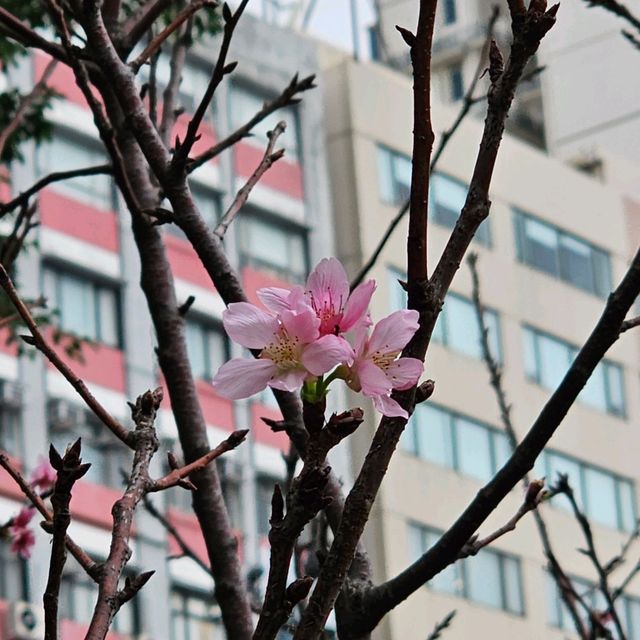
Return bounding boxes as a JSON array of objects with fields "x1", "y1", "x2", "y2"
[
  {"x1": 371, "y1": 0, "x2": 640, "y2": 194},
  {"x1": 320, "y1": 51, "x2": 640, "y2": 639},
  {"x1": 0, "y1": 14, "x2": 342, "y2": 640}
]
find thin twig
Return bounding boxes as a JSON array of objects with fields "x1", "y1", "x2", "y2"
[
  {"x1": 213, "y1": 122, "x2": 286, "y2": 239},
  {"x1": 0, "y1": 165, "x2": 113, "y2": 216},
  {"x1": 0, "y1": 7, "x2": 68, "y2": 62},
  {"x1": 143, "y1": 495, "x2": 212, "y2": 576},
  {"x1": 129, "y1": 0, "x2": 216, "y2": 73},
  {"x1": 0, "y1": 58, "x2": 57, "y2": 160},
  {"x1": 120, "y1": 0, "x2": 178, "y2": 55},
  {"x1": 620, "y1": 315, "x2": 640, "y2": 333},
  {"x1": 425, "y1": 610, "x2": 456, "y2": 640},
  {"x1": 171, "y1": 0, "x2": 250, "y2": 171},
  {"x1": 148, "y1": 429, "x2": 248, "y2": 491},
  {"x1": 187, "y1": 73, "x2": 316, "y2": 172},
  {"x1": 0, "y1": 265, "x2": 133, "y2": 448}
]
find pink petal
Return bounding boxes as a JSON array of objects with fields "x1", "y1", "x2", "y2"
[
  {"x1": 386, "y1": 357, "x2": 424, "y2": 391},
  {"x1": 280, "y1": 307, "x2": 320, "y2": 344},
  {"x1": 10, "y1": 527, "x2": 35, "y2": 559},
  {"x1": 357, "y1": 360, "x2": 392, "y2": 397},
  {"x1": 373, "y1": 394, "x2": 408, "y2": 419},
  {"x1": 368, "y1": 310, "x2": 419, "y2": 355},
  {"x1": 212, "y1": 358, "x2": 276, "y2": 399},
  {"x1": 301, "y1": 335, "x2": 353, "y2": 376},
  {"x1": 269, "y1": 369, "x2": 308, "y2": 392},
  {"x1": 223, "y1": 303, "x2": 279, "y2": 349},
  {"x1": 306, "y1": 258, "x2": 350, "y2": 311},
  {"x1": 341, "y1": 280, "x2": 376, "y2": 332},
  {"x1": 12, "y1": 507, "x2": 35, "y2": 528},
  {"x1": 256, "y1": 287, "x2": 293, "y2": 313}
]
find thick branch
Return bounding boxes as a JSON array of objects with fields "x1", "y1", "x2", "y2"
[
  {"x1": 85, "y1": 389, "x2": 162, "y2": 640},
  {"x1": 0, "y1": 7, "x2": 68, "y2": 62},
  {"x1": 293, "y1": 3, "x2": 438, "y2": 638}
]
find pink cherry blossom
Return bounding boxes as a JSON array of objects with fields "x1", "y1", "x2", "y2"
[
  {"x1": 10, "y1": 507, "x2": 36, "y2": 559},
  {"x1": 344, "y1": 309, "x2": 423, "y2": 418},
  {"x1": 258, "y1": 258, "x2": 375, "y2": 337},
  {"x1": 30, "y1": 458, "x2": 57, "y2": 492},
  {"x1": 212, "y1": 301, "x2": 353, "y2": 400}
]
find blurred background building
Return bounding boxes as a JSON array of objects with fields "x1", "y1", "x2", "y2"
[{"x1": 0, "y1": 1, "x2": 639, "y2": 639}]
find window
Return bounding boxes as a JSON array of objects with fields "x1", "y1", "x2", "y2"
[
  {"x1": 237, "y1": 212, "x2": 307, "y2": 283},
  {"x1": 171, "y1": 588, "x2": 223, "y2": 640},
  {"x1": 377, "y1": 145, "x2": 412, "y2": 205},
  {"x1": 230, "y1": 84, "x2": 300, "y2": 159},
  {"x1": 514, "y1": 211, "x2": 611, "y2": 297},
  {"x1": 432, "y1": 292, "x2": 501, "y2": 361},
  {"x1": 166, "y1": 185, "x2": 221, "y2": 240},
  {"x1": 431, "y1": 173, "x2": 491, "y2": 245},
  {"x1": 48, "y1": 399, "x2": 131, "y2": 487},
  {"x1": 42, "y1": 132, "x2": 112, "y2": 211},
  {"x1": 540, "y1": 450, "x2": 636, "y2": 532},
  {"x1": 546, "y1": 572, "x2": 640, "y2": 638},
  {"x1": 0, "y1": 538, "x2": 26, "y2": 601},
  {"x1": 185, "y1": 319, "x2": 228, "y2": 380},
  {"x1": 403, "y1": 403, "x2": 511, "y2": 482},
  {"x1": 442, "y1": 0, "x2": 457, "y2": 24},
  {"x1": 60, "y1": 568, "x2": 139, "y2": 634},
  {"x1": 0, "y1": 380, "x2": 21, "y2": 455},
  {"x1": 523, "y1": 326, "x2": 625, "y2": 416},
  {"x1": 410, "y1": 525, "x2": 524, "y2": 614},
  {"x1": 43, "y1": 267, "x2": 121, "y2": 348},
  {"x1": 448, "y1": 64, "x2": 464, "y2": 102}
]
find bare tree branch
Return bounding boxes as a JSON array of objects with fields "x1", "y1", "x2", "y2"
[
  {"x1": 0, "y1": 450, "x2": 100, "y2": 580},
  {"x1": 0, "y1": 7, "x2": 68, "y2": 62},
  {"x1": 0, "y1": 165, "x2": 113, "y2": 216},
  {"x1": 187, "y1": 73, "x2": 316, "y2": 172},
  {"x1": 0, "y1": 265, "x2": 134, "y2": 447},
  {"x1": 171, "y1": 0, "x2": 250, "y2": 171},
  {"x1": 130, "y1": 0, "x2": 216, "y2": 73},
  {"x1": 214, "y1": 121, "x2": 286, "y2": 239},
  {"x1": 120, "y1": 0, "x2": 178, "y2": 56},
  {"x1": 43, "y1": 440, "x2": 91, "y2": 640}
]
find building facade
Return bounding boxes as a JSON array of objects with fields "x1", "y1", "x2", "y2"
[
  {"x1": 0, "y1": 14, "x2": 341, "y2": 640},
  {"x1": 320, "y1": 53, "x2": 640, "y2": 639}
]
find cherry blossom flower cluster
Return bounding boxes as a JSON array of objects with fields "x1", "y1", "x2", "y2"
[
  {"x1": 6, "y1": 459, "x2": 56, "y2": 559},
  {"x1": 212, "y1": 258, "x2": 423, "y2": 418}
]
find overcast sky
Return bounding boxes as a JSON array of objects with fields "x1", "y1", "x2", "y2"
[{"x1": 245, "y1": 0, "x2": 376, "y2": 58}]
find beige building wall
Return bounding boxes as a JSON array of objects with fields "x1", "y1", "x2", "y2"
[{"x1": 320, "y1": 55, "x2": 640, "y2": 639}]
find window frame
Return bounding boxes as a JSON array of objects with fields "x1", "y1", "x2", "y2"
[
  {"x1": 237, "y1": 209, "x2": 309, "y2": 284},
  {"x1": 540, "y1": 449, "x2": 637, "y2": 532},
  {"x1": 43, "y1": 264, "x2": 123, "y2": 349},
  {"x1": 411, "y1": 524, "x2": 525, "y2": 615},
  {"x1": 523, "y1": 324, "x2": 626, "y2": 417},
  {"x1": 403, "y1": 402, "x2": 511, "y2": 482},
  {"x1": 184, "y1": 316, "x2": 229, "y2": 381},
  {"x1": 514, "y1": 210, "x2": 612, "y2": 297}
]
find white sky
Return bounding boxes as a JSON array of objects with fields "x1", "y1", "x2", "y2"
[{"x1": 245, "y1": 0, "x2": 376, "y2": 58}]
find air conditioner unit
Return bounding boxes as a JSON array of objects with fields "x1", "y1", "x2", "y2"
[
  {"x1": 0, "y1": 380, "x2": 21, "y2": 407},
  {"x1": 5, "y1": 601, "x2": 44, "y2": 640},
  {"x1": 47, "y1": 398, "x2": 85, "y2": 430}
]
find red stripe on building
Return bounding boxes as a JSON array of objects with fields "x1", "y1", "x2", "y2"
[
  {"x1": 35, "y1": 53, "x2": 99, "y2": 109},
  {"x1": 60, "y1": 619, "x2": 129, "y2": 640},
  {"x1": 40, "y1": 190, "x2": 119, "y2": 252},
  {"x1": 71, "y1": 481, "x2": 126, "y2": 530},
  {"x1": 0, "y1": 328, "x2": 18, "y2": 356},
  {"x1": 242, "y1": 267, "x2": 294, "y2": 307},
  {"x1": 46, "y1": 330, "x2": 127, "y2": 393}
]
